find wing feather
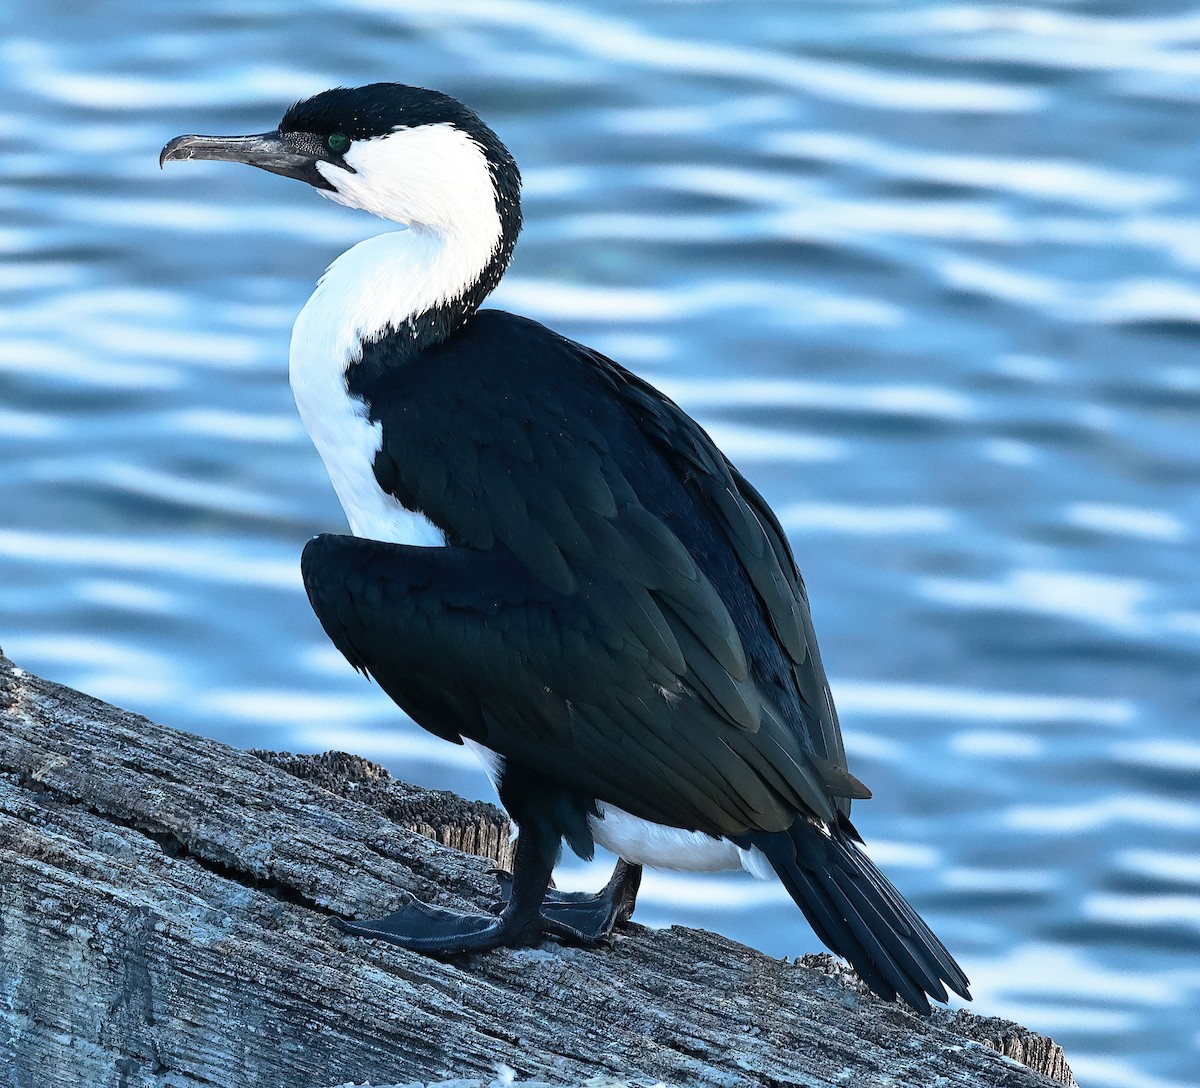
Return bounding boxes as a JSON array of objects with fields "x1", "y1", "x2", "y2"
[{"x1": 322, "y1": 310, "x2": 866, "y2": 836}]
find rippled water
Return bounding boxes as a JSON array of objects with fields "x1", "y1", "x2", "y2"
[{"x1": 3, "y1": 3, "x2": 1200, "y2": 1085}]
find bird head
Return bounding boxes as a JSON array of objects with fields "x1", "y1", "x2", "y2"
[{"x1": 160, "y1": 83, "x2": 521, "y2": 239}]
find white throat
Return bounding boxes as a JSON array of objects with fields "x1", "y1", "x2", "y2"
[{"x1": 288, "y1": 124, "x2": 504, "y2": 545}]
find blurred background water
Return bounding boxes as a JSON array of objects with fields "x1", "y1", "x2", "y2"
[{"x1": 2, "y1": 2, "x2": 1199, "y2": 1085}]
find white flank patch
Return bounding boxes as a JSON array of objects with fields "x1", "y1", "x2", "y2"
[
  {"x1": 463, "y1": 738, "x2": 505, "y2": 790},
  {"x1": 289, "y1": 123, "x2": 503, "y2": 544},
  {"x1": 590, "y1": 802, "x2": 773, "y2": 878}
]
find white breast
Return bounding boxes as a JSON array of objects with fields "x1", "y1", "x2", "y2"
[
  {"x1": 289, "y1": 347, "x2": 444, "y2": 545},
  {"x1": 289, "y1": 227, "x2": 491, "y2": 546},
  {"x1": 290, "y1": 283, "x2": 444, "y2": 545}
]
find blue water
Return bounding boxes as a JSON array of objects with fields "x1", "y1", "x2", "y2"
[{"x1": 2, "y1": 3, "x2": 1199, "y2": 1085}]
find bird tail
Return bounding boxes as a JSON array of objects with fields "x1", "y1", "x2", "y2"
[{"x1": 745, "y1": 820, "x2": 971, "y2": 1014}]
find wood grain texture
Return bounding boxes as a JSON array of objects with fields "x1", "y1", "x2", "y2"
[{"x1": 0, "y1": 650, "x2": 1075, "y2": 1088}]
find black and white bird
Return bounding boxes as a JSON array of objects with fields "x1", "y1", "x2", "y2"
[{"x1": 161, "y1": 83, "x2": 970, "y2": 1013}]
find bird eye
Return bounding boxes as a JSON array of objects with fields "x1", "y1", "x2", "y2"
[{"x1": 326, "y1": 133, "x2": 351, "y2": 154}]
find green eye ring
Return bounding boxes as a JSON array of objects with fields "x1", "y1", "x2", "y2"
[{"x1": 326, "y1": 132, "x2": 351, "y2": 154}]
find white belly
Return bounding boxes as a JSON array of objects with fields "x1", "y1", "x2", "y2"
[
  {"x1": 590, "y1": 803, "x2": 772, "y2": 878},
  {"x1": 462, "y1": 742, "x2": 771, "y2": 877}
]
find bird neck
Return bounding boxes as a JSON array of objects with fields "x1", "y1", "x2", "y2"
[
  {"x1": 288, "y1": 216, "x2": 515, "y2": 543},
  {"x1": 296, "y1": 211, "x2": 512, "y2": 369}
]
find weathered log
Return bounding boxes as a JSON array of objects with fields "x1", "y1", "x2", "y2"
[
  {"x1": 249, "y1": 747, "x2": 516, "y2": 872},
  {"x1": 0, "y1": 649, "x2": 1075, "y2": 1088}
]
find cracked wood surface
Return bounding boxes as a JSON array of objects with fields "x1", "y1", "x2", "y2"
[{"x1": 0, "y1": 650, "x2": 1076, "y2": 1088}]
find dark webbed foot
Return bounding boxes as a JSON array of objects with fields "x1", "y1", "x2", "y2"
[
  {"x1": 336, "y1": 780, "x2": 635, "y2": 956},
  {"x1": 337, "y1": 817, "x2": 558, "y2": 955},
  {"x1": 492, "y1": 858, "x2": 643, "y2": 944},
  {"x1": 334, "y1": 892, "x2": 539, "y2": 954}
]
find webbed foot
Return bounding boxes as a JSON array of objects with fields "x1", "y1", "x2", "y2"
[
  {"x1": 491, "y1": 858, "x2": 642, "y2": 944},
  {"x1": 334, "y1": 890, "x2": 543, "y2": 954}
]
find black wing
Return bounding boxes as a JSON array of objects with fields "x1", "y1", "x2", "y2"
[{"x1": 305, "y1": 310, "x2": 867, "y2": 837}]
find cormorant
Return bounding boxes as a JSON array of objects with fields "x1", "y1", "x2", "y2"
[{"x1": 161, "y1": 82, "x2": 970, "y2": 1013}]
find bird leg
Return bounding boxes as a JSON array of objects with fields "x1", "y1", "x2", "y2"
[
  {"x1": 334, "y1": 824, "x2": 553, "y2": 954},
  {"x1": 491, "y1": 858, "x2": 643, "y2": 944}
]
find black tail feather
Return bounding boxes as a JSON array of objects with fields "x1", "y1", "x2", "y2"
[
  {"x1": 830, "y1": 854, "x2": 948, "y2": 1001},
  {"x1": 746, "y1": 822, "x2": 971, "y2": 1014},
  {"x1": 771, "y1": 859, "x2": 900, "y2": 1003}
]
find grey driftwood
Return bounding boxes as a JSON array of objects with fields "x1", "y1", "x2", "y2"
[{"x1": 0, "y1": 649, "x2": 1076, "y2": 1088}]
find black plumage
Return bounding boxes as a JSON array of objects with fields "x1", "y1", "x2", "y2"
[
  {"x1": 163, "y1": 81, "x2": 970, "y2": 1014},
  {"x1": 303, "y1": 310, "x2": 969, "y2": 1012}
]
